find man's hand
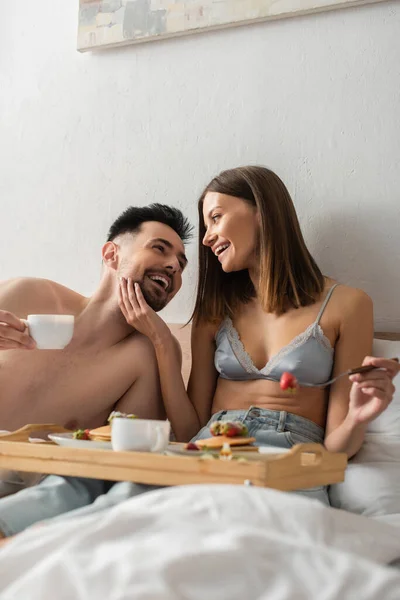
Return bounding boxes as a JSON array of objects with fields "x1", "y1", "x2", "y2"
[
  {"x1": 118, "y1": 278, "x2": 171, "y2": 347},
  {"x1": 347, "y1": 357, "x2": 399, "y2": 426},
  {"x1": 0, "y1": 310, "x2": 36, "y2": 350}
]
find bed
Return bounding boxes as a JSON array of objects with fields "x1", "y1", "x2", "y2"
[{"x1": 0, "y1": 327, "x2": 399, "y2": 599}]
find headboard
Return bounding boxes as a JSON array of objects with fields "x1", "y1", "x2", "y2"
[
  {"x1": 374, "y1": 332, "x2": 400, "y2": 341},
  {"x1": 168, "y1": 324, "x2": 400, "y2": 386}
]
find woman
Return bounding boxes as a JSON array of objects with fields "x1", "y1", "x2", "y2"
[{"x1": 120, "y1": 166, "x2": 398, "y2": 505}]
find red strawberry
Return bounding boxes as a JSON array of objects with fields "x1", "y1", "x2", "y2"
[
  {"x1": 218, "y1": 421, "x2": 249, "y2": 437},
  {"x1": 220, "y1": 422, "x2": 241, "y2": 437},
  {"x1": 186, "y1": 442, "x2": 200, "y2": 451},
  {"x1": 73, "y1": 428, "x2": 90, "y2": 440},
  {"x1": 280, "y1": 372, "x2": 298, "y2": 393},
  {"x1": 230, "y1": 422, "x2": 248, "y2": 436}
]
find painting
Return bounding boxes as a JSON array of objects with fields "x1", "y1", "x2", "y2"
[{"x1": 77, "y1": 1, "x2": 388, "y2": 51}]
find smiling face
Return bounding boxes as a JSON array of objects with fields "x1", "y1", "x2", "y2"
[
  {"x1": 193, "y1": 166, "x2": 325, "y2": 325},
  {"x1": 202, "y1": 192, "x2": 259, "y2": 273},
  {"x1": 111, "y1": 221, "x2": 187, "y2": 312}
]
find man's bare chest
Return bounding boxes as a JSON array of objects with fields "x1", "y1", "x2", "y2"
[{"x1": 0, "y1": 343, "x2": 138, "y2": 429}]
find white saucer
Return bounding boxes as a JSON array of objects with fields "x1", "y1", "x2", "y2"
[{"x1": 48, "y1": 432, "x2": 112, "y2": 450}]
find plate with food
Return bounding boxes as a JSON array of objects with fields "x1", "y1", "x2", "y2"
[
  {"x1": 166, "y1": 420, "x2": 258, "y2": 456},
  {"x1": 196, "y1": 420, "x2": 256, "y2": 448},
  {"x1": 48, "y1": 412, "x2": 139, "y2": 449},
  {"x1": 165, "y1": 441, "x2": 257, "y2": 457},
  {"x1": 48, "y1": 429, "x2": 112, "y2": 450}
]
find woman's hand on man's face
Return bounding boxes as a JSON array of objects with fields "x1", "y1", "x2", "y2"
[{"x1": 118, "y1": 278, "x2": 171, "y2": 346}]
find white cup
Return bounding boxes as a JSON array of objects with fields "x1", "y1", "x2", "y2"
[
  {"x1": 111, "y1": 418, "x2": 170, "y2": 453},
  {"x1": 26, "y1": 315, "x2": 75, "y2": 350}
]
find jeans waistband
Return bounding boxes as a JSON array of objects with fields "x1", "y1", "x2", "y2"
[{"x1": 212, "y1": 407, "x2": 325, "y2": 438}]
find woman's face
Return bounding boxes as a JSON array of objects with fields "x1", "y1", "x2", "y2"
[{"x1": 202, "y1": 192, "x2": 259, "y2": 273}]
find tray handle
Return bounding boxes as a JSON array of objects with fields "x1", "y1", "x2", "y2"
[
  {"x1": 0, "y1": 423, "x2": 72, "y2": 442},
  {"x1": 281, "y1": 443, "x2": 331, "y2": 467}
]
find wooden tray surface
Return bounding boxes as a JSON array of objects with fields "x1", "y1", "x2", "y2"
[{"x1": 0, "y1": 426, "x2": 347, "y2": 490}]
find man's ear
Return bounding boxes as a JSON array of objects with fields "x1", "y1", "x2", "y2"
[{"x1": 102, "y1": 241, "x2": 119, "y2": 270}]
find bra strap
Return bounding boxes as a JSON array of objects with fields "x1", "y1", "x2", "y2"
[{"x1": 315, "y1": 284, "x2": 339, "y2": 325}]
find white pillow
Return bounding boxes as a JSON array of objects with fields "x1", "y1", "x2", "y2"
[
  {"x1": 329, "y1": 338, "x2": 400, "y2": 516},
  {"x1": 329, "y1": 437, "x2": 400, "y2": 516}
]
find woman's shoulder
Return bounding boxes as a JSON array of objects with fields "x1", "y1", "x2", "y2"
[
  {"x1": 191, "y1": 317, "x2": 224, "y2": 341},
  {"x1": 326, "y1": 279, "x2": 373, "y2": 318}
]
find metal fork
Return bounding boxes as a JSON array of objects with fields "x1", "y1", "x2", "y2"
[{"x1": 298, "y1": 357, "x2": 399, "y2": 389}]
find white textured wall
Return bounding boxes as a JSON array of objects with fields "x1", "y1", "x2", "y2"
[{"x1": 0, "y1": 0, "x2": 399, "y2": 329}]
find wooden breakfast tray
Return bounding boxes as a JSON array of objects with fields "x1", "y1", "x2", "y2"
[{"x1": 0, "y1": 424, "x2": 347, "y2": 490}]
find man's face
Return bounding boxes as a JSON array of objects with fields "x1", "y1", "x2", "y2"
[{"x1": 116, "y1": 221, "x2": 187, "y2": 312}]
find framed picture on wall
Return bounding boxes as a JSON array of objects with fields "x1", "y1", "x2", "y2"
[{"x1": 77, "y1": 0, "x2": 389, "y2": 52}]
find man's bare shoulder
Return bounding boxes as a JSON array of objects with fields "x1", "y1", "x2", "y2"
[
  {"x1": 0, "y1": 277, "x2": 86, "y2": 317},
  {"x1": 120, "y1": 329, "x2": 182, "y2": 364},
  {"x1": 171, "y1": 333, "x2": 183, "y2": 363},
  {"x1": 0, "y1": 278, "x2": 52, "y2": 310}
]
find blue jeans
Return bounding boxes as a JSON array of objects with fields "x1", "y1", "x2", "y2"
[
  {"x1": 192, "y1": 407, "x2": 325, "y2": 449},
  {"x1": 0, "y1": 408, "x2": 328, "y2": 536}
]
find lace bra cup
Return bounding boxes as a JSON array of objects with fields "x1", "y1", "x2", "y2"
[{"x1": 214, "y1": 284, "x2": 338, "y2": 385}]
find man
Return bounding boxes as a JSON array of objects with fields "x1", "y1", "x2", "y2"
[
  {"x1": 0, "y1": 203, "x2": 192, "y2": 532},
  {"x1": 0, "y1": 203, "x2": 192, "y2": 432}
]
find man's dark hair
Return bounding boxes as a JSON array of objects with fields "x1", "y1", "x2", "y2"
[{"x1": 107, "y1": 203, "x2": 193, "y2": 243}]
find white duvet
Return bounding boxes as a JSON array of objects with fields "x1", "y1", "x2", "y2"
[{"x1": 0, "y1": 485, "x2": 399, "y2": 600}]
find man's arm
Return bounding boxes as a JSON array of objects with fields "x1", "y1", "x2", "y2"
[{"x1": 113, "y1": 335, "x2": 166, "y2": 421}]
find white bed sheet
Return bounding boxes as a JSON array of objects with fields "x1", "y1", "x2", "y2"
[{"x1": 0, "y1": 485, "x2": 399, "y2": 600}]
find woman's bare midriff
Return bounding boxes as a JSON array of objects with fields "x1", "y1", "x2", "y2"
[{"x1": 211, "y1": 378, "x2": 328, "y2": 428}]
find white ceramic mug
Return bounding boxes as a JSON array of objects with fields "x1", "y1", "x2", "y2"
[
  {"x1": 111, "y1": 418, "x2": 170, "y2": 453},
  {"x1": 26, "y1": 315, "x2": 75, "y2": 349}
]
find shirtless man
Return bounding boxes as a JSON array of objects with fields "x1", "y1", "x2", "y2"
[
  {"x1": 0, "y1": 203, "x2": 191, "y2": 434},
  {"x1": 0, "y1": 204, "x2": 192, "y2": 509}
]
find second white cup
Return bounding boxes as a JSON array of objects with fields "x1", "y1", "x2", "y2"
[{"x1": 111, "y1": 418, "x2": 170, "y2": 453}]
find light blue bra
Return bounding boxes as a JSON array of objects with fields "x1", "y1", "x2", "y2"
[{"x1": 214, "y1": 284, "x2": 338, "y2": 385}]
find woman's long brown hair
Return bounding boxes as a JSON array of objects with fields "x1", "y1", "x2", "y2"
[{"x1": 191, "y1": 166, "x2": 324, "y2": 325}]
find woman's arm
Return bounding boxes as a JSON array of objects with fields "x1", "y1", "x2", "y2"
[
  {"x1": 118, "y1": 279, "x2": 218, "y2": 442},
  {"x1": 151, "y1": 332, "x2": 200, "y2": 441},
  {"x1": 324, "y1": 289, "x2": 396, "y2": 457},
  {"x1": 188, "y1": 321, "x2": 219, "y2": 428}
]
